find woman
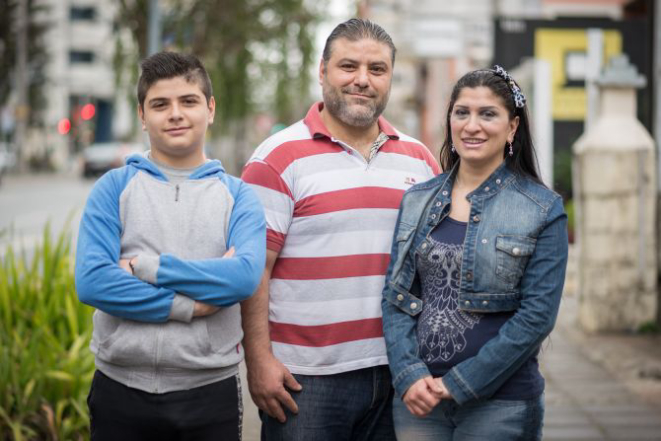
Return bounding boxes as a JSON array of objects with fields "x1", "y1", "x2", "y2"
[{"x1": 381, "y1": 66, "x2": 568, "y2": 440}]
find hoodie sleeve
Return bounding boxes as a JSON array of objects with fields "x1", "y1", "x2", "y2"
[
  {"x1": 75, "y1": 169, "x2": 176, "y2": 322},
  {"x1": 132, "y1": 178, "x2": 266, "y2": 306}
]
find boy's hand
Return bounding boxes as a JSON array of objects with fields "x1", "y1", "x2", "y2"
[
  {"x1": 193, "y1": 301, "x2": 220, "y2": 317},
  {"x1": 192, "y1": 247, "x2": 235, "y2": 317},
  {"x1": 118, "y1": 257, "x2": 136, "y2": 274}
]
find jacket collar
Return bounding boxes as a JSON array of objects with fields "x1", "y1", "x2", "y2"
[
  {"x1": 432, "y1": 161, "x2": 516, "y2": 202},
  {"x1": 465, "y1": 162, "x2": 516, "y2": 200},
  {"x1": 303, "y1": 102, "x2": 399, "y2": 140}
]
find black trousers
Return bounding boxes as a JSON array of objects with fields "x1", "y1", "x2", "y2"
[{"x1": 88, "y1": 370, "x2": 241, "y2": 441}]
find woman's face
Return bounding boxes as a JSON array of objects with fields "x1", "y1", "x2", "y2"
[{"x1": 450, "y1": 86, "x2": 519, "y2": 172}]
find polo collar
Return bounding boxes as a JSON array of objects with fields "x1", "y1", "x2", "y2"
[{"x1": 303, "y1": 102, "x2": 400, "y2": 140}]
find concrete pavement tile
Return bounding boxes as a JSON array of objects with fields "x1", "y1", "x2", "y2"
[
  {"x1": 542, "y1": 426, "x2": 606, "y2": 440},
  {"x1": 604, "y1": 426, "x2": 661, "y2": 439}
]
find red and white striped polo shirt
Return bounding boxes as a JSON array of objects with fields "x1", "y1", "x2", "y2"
[{"x1": 242, "y1": 103, "x2": 440, "y2": 375}]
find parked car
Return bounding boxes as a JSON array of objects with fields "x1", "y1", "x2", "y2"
[{"x1": 81, "y1": 142, "x2": 145, "y2": 178}]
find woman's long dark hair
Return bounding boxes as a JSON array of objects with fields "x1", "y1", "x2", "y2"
[{"x1": 440, "y1": 69, "x2": 543, "y2": 184}]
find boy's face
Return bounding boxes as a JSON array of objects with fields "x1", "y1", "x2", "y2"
[{"x1": 139, "y1": 76, "x2": 215, "y2": 164}]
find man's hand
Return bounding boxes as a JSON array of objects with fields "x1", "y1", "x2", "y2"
[
  {"x1": 402, "y1": 376, "x2": 444, "y2": 417},
  {"x1": 246, "y1": 352, "x2": 302, "y2": 423},
  {"x1": 192, "y1": 247, "x2": 235, "y2": 317}
]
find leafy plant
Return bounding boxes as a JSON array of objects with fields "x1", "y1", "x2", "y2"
[{"x1": 0, "y1": 224, "x2": 94, "y2": 440}]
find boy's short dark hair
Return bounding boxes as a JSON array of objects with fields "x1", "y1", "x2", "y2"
[{"x1": 137, "y1": 52, "x2": 213, "y2": 109}]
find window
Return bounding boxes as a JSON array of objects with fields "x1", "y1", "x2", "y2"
[
  {"x1": 69, "y1": 51, "x2": 95, "y2": 64},
  {"x1": 70, "y1": 6, "x2": 96, "y2": 21}
]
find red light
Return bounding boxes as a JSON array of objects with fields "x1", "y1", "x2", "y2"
[
  {"x1": 81, "y1": 103, "x2": 96, "y2": 120},
  {"x1": 58, "y1": 118, "x2": 71, "y2": 135}
]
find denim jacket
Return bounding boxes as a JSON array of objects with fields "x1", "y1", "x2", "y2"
[{"x1": 381, "y1": 162, "x2": 568, "y2": 405}]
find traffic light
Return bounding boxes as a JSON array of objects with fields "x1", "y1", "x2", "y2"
[
  {"x1": 81, "y1": 103, "x2": 96, "y2": 121},
  {"x1": 57, "y1": 118, "x2": 71, "y2": 135}
]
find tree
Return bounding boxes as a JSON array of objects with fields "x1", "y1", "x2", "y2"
[{"x1": 115, "y1": 0, "x2": 318, "y2": 128}]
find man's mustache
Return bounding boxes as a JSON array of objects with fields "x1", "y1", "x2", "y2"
[{"x1": 341, "y1": 87, "x2": 377, "y2": 98}]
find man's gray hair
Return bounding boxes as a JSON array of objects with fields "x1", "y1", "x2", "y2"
[{"x1": 322, "y1": 18, "x2": 396, "y2": 67}]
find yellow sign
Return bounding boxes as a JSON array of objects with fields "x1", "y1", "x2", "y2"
[{"x1": 535, "y1": 29, "x2": 622, "y2": 121}]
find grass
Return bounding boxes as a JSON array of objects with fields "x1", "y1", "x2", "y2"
[{"x1": 0, "y1": 224, "x2": 94, "y2": 440}]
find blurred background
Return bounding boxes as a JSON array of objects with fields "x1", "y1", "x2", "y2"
[{"x1": 1, "y1": 0, "x2": 661, "y2": 440}]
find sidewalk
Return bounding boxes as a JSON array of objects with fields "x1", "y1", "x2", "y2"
[{"x1": 540, "y1": 294, "x2": 661, "y2": 440}]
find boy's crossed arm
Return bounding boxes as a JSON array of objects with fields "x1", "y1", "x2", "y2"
[{"x1": 75, "y1": 175, "x2": 265, "y2": 323}]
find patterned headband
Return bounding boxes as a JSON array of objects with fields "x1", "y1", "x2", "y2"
[{"x1": 492, "y1": 65, "x2": 526, "y2": 109}]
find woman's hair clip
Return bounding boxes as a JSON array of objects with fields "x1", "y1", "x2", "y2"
[{"x1": 492, "y1": 65, "x2": 526, "y2": 109}]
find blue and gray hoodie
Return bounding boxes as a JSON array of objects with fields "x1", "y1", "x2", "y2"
[{"x1": 75, "y1": 153, "x2": 266, "y2": 393}]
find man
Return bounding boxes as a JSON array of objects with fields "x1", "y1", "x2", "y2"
[
  {"x1": 241, "y1": 19, "x2": 441, "y2": 441},
  {"x1": 75, "y1": 51, "x2": 265, "y2": 441}
]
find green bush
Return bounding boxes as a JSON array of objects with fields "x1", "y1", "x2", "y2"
[{"x1": 0, "y1": 225, "x2": 94, "y2": 440}]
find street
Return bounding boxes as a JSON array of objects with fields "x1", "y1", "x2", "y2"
[
  {"x1": 2, "y1": 172, "x2": 661, "y2": 440},
  {"x1": 0, "y1": 172, "x2": 93, "y2": 255}
]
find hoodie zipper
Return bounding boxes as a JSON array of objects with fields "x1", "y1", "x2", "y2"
[{"x1": 175, "y1": 184, "x2": 180, "y2": 202}]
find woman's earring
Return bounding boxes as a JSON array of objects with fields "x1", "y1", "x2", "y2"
[
  {"x1": 508, "y1": 141, "x2": 513, "y2": 157},
  {"x1": 451, "y1": 143, "x2": 456, "y2": 153}
]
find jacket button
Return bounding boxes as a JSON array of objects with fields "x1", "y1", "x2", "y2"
[
  {"x1": 431, "y1": 214, "x2": 437, "y2": 219},
  {"x1": 496, "y1": 179, "x2": 501, "y2": 184},
  {"x1": 396, "y1": 294, "x2": 404, "y2": 301},
  {"x1": 512, "y1": 247, "x2": 521, "y2": 256},
  {"x1": 464, "y1": 300, "x2": 471, "y2": 306},
  {"x1": 435, "y1": 202, "x2": 442, "y2": 207},
  {"x1": 442, "y1": 191, "x2": 448, "y2": 196},
  {"x1": 472, "y1": 215, "x2": 480, "y2": 222},
  {"x1": 410, "y1": 302, "x2": 418, "y2": 309},
  {"x1": 482, "y1": 300, "x2": 489, "y2": 305},
  {"x1": 422, "y1": 243, "x2": 428, "y2": 249},
  {"x1": 465, "y1": 271, "x2": 473, "y2": 281},
  {"x1": 484, "y1": 186, "x2": 490, "y2": 192}
]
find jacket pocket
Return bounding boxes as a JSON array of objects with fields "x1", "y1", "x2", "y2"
[
  {"x1": 495, "y1": 235, "x2": 536, "y2": 288},
  {"x1": 93, "y1": 310, "x2": 211, "y2": 368},
  {"x1": 384, "y1": 284, "x2": 423, "y2": 317}
]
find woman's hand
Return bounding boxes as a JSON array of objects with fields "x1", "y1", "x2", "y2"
[
  {"x1": 433, "y1": 377, "x2": 454, "y2": 400},
  {"x1": 402, "y1": 376, "x2": 444, "y2": 417}
]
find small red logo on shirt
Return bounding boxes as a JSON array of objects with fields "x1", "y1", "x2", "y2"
[{"x1": 404, "y1": 177, "x2": 417, "y2": 186}]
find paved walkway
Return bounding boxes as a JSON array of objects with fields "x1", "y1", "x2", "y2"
[{"x1": 540, "y1": 295, "x2": 661, "y2": 441}]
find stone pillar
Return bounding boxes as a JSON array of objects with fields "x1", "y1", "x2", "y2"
[{"x1": 573, "y1": 55, "x2": 657, "y2": 332}]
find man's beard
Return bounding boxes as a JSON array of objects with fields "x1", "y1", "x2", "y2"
[{"x1": 322, "y1": 82, "x2": 389, "y2": 128}]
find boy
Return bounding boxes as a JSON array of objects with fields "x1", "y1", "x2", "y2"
[{"x1": 75, "y1": 52, "x2": 265, "y2": 440}]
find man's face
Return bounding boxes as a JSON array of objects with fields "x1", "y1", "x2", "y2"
[
  {"x1": 139, "y1": 76, "x2": 215, "y2": 161},
  {"x1": 320, "y1": 37, "x2": 393, "y2": 128}
]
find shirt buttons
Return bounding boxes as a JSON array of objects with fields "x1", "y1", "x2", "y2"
[
  {"x1": 464, "y1": 300, "x2": 471, "y2": 306},
  {"x1": 482, "y1": 300, "x2": 489, "y2": 306},
  {"x1": 410, "y1": 303, "x2": 418, "y2": 310},
  {"x1": 496, "y1": 179, "x2": 501, "y2": 184},
  {"x1": 472, "y1": 215, "x2": 480, "y2": 222},
  {"x1": 431, "y1": 214, "x2": 437, "y2": 219},
  {"x1": 512, "y1": 247, "x2": 521, "y2": 256},
  {"x1": 442, "y1": 191, "x2": 448, "y2": 196},
  {"x1": 481, "y1": 238, "x2": 488, "y2": 244},
  {"x1": 396, "y1": 294, "x2": 404, "y2": 301},
  {"x1": 421, "y1": 243, "x2": 428, "y2": 249},
  {"x1": 465, "y1": 271, "x2": 473, "y2": 281},
  {"x1": 435, "y1": 202, "x2": 442, "y2": 207}
]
